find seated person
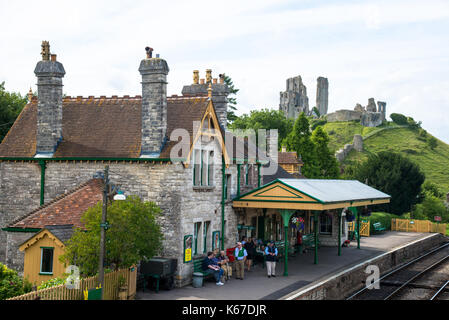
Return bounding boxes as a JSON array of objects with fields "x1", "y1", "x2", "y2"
[
  {"x1": 202, "y1": 252, "x2": 224, "y2": 286},
  {"x1": 216, "y1": 250, "x2": 232, "y2": 281}
]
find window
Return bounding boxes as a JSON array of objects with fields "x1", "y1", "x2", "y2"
[
  {"x1": 40, "y1": 247, "x2": 54, "y2": 275},
  {"x1": 193, "y1": 149, "x2": 200, "y2": 186},
  {"x1": 193, "y1": 222, "x2": 202, "y2": 255},
  {"x1": 208, "y1": 151, "x2": 214, "y2": 186},
  {"x1": 224, "y1": 174, "x2": 231, "y2": 199},
  {"x1": 320, "y1": 214, "x2": 333, "y2": 235},
  {"x1": 203, "y1": 221, "x2": 211, "y2": 254},
  {"x1": 193, "y1": 149, "x2": 214, "y2": 187}
]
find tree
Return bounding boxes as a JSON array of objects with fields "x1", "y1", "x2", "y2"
[
  {"x1": 222, "y1": 74, "x2": 239, "y2": 125},
  {"x1": 413, "y1": 194, "x2": 449, "y2": 223},
  {"x1": 0, "y1": 82, "x2": 27, "y2": 143},
  {"x1": 311, "y1": 126, "x2": 339, "y2": 179},
  {"x1": 60, "y1": 196, "x2": 163, "y2": 277},
  {"x1": 390, "y1": 113, "x2": 408, "y2": 125},
  {"x1": 427, "y1": 136, "x2": 437, "y2": 150},
  {"x1": 285, "y1": 112, "x2": 319, "y2": 178},
  {"x1": 348, "y1": 151, "x2": 425, "y2": 215},
  {"x1": 230, "y1": 108, "x2": 294, "y2": 147}
]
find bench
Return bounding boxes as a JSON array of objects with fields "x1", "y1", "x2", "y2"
[
  {"x1": 302, "y1": 233, "x2": 320, "y2": 251},
  {"x1": 372, "y1": 222, "x2": 386, "y2": 233},
  {"x1": 193, "y1": 257, "x2": 215, "y2": 284}
]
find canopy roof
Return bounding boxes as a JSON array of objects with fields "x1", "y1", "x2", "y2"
[{"x1": 233, "y1": 179, "x2": 391, "y2": 211}]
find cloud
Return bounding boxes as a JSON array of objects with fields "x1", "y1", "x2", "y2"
[{"x1": 0, "y1": 0, "x2": 448, "y2": 143}]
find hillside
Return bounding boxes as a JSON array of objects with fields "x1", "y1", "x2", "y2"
[{"x1": 322, "y1": 121, "x2": 449, "y2": 194}]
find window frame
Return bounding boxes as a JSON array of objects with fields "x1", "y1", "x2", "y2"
[{"x1": 40, "y1": 247, "x2": 54, "y2": 275}]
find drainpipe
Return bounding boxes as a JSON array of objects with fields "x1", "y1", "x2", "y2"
[
  {"x1": 38, "y1": 160, "x2": 46, "y2": 206},
  {"x1": 257, "y1": 163, "x2": 261, "y2": 188},
  {"x1": 237, "y1": 164, "x2": 241, "y2": 197},
  {"x1": 221, "y1": 155, "x2": 225, "y2": 251}
]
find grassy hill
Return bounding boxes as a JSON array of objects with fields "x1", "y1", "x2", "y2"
[{"x1": 322, "y1": 121, "x2": 449, "y2": 194}]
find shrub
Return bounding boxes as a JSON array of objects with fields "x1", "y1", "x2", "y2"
[
  {"x1": 427, "y1": 136, "x2": 437, "y2": 150},
  {"x1": 0, "y1": 263, "x2": 32, "y2": 300},
  {"x1": 390, "y1": 113, "x2": 408, "y2": 125},
  {"x1": 37, "y1": 277, "x2": 66, "y2": 290}
]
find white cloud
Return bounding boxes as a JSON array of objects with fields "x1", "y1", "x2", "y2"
[{"x1": 0, "y1": 0, "x2": 448, "y2": 142}]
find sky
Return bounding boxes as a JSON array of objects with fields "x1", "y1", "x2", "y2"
[{"x1": 1, "y1": 0, "x2": 448, "y2": 143}]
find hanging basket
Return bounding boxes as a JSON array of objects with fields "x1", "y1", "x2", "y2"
[
  {"x1": 345, "y1": 213, "x2": 355, "y2": 222},
  {"x1": 361, "y1": 207, "x2": 372, "y2": 217}
]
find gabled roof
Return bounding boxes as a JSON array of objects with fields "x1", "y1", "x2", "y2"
[
  {"x1": 19, "y1": 225, "x2": 75, "y2": 251},
  {"x1": 233, "y1": 179, "x2": 390, "y2": 211},
  {"x1": 0, "y1": 96, "x2": 209, "y2": 159},
  {"x1": 6, "y1": 179, "x2": 103, "y2": 230},
  {"x1": 278, "y1": 152, "x2": 303, "y2": 165}
]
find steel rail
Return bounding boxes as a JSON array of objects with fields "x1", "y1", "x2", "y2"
[
  {"x1": 346, "y1": 242, "x2": 449, "y2": 300},
  {"x1": 383, "y1": 254, "x2": 449, "y2": 300},
  {"x1": 430, "y1": 280, "x2": 449, "y2": 301}
]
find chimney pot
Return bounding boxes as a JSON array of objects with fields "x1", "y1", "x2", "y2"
[
  {"x1": 206, "y1": 69, "x2": 212, "y2": 83},
  {"x1": 200, "y1": 79, "x2": 205, "y2": 85},
  {"x1": 193, "y1": 70, "x2": 199, "y2": 85},
  {"x1": 213, "y1": 78, "x2": 218, "y2": 84},
  {"x1": 282, "y1": 146, "x2": 287, "y2": 153},
  {"x1": 51, "y1": 54, "x2": 57, "y2": 62}
]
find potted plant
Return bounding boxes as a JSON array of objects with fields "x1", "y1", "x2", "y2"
[
  {"x1": 344, "y1": 209, "x2": 355, "y2": 222},
  {"x1": 361, "y1": 207, "x2": 372, "y2": 217},
  {"x1": 118, "y1": 276, "x2": 128, "y2": 300}
]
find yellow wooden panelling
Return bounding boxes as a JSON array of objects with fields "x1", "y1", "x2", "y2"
[
  {"x1": 8, "y1": 267, "x2": 137, "y2": 300},
  {"x1": 391, "y1": 218, "x2": 446, "y2": 235}
]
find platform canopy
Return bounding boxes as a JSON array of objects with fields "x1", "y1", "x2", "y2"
[{"x1": 233, "y1": 179, "x2": 391, "y2": 210}]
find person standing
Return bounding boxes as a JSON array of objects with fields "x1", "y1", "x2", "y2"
[
  {"x1": 234, "y1": 242, "x2": 247, "y2": 280},
  {"x1": 265, "y1": 241, "x2": 278, "y2": 278},
  {"x1": 244, "y1": 237, "x2": 256, "y2": 271}
]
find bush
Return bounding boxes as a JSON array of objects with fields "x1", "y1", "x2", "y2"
[
  {"x1": 427, "y1": 136, "x2": 437, "y2": 150},
  {"x1": 37, "y1": 277, "x2": 66, "y2": 290},
  {"x1": 0, "y1": 263, "x2": 32, "y2": 300},
  {"x1": 390, "y1": 113, "x2": 408, "y2": 125},
  {"x1": 368, "y1": 212, "x2": 398, "y2": 231}
]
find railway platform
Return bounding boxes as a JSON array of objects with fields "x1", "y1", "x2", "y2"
[{"x1": 136, "y1": 231, "x2": 447, "y2": 300}]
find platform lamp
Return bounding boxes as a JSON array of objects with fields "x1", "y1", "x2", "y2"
[{"x1": 98, "y1": 165, "x2": 127, "y2": 300}]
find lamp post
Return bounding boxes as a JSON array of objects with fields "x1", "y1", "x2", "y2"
[{"x1": 98, "y1": 165, "x2": 126, "y2": 300}]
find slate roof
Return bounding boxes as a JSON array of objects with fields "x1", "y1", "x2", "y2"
[
  {"x1": 277, "y1": 179, "x2": 391, "y2": 203},
  {"x1": 45, "y1": 225, "x2": 75, "y2": 244},
  {"x1": 8, "y1": 179, "x2": 104, "y2": 230},
  {"x1": 0, "y1": 96, "x2": 210, "y2": 159}
]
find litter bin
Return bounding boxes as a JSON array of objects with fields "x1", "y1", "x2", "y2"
[{"x1": 192, "y1": 272, "x2": 204, "y2": 288}]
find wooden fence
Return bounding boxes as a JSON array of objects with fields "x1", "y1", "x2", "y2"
[
  {"x1": 348, "y1": 221, "x2": 370, "y2": 237},
  {"x1": 8, "y1": 266, "x2": 137, "y2": 301},
  {"x1": 391, "y1": 218, "x2": 446, "y2": 235}
]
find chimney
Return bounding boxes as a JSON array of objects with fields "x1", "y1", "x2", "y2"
[
  {"x1": 281, "y1": 146, "x2": 287, "y2": 153},
  {"x1": 139, "y1": 47, "x2": 170, "y2": 158},
  {"x1": 181, "y1": 70, "x2": 230, "y2": 129},
  {"x1": 34, "y1": 41, "x2": 65, "y2": 157}
]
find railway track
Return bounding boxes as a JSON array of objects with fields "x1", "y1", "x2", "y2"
[{"x1": 346, "y1": 243, "x2": 449, "y2": 300}]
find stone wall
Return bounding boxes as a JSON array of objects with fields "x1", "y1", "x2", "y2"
[
  {"x1": 280, "y1": 76, "x2": 309, "y2": 120},
  {"x1": 335, "y1": 135, "x2": 364, "y2": 163},
  {"x1": 1, "y1": 145, "x2": 243, "y2": 287},
  {"x1": 326, "y1": 110, "x2": 362, "y2": 122}
]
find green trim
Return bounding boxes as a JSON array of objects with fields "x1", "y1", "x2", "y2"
[
  {"x1": 40, "y1": 246, "x2": 54, "y2": 275},
  {"x1": 40, "y1": 246, "x2": 55, "y2": 249},
  {"x1": 257, "y1": 163, "x2": 261, "y2": 188},
  {"x1": 237, "y1": 164, "x2": 241, "y2": 197},
  {"x1": 2, "y1": 227, "x2": 41, "y2": 233},
  {"x1": 39, "y1": 160, "x2": 46, "y2": 206},
  {"x1": 39, "y1": 272, "x2": 54, "y2": 276},
  {"x1": 221, "y1": 155, "x2": 225, "y2": 251},
  {"x1": 183, "y1": 235, "x2": 193, "y2": 264},
  {"x1": 233, "y1": 199, "x2": 321, "y2": 204}
]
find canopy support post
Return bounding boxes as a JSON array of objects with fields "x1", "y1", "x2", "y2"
[{"x1": 280, "y1": 209, "x2": 295, "y2": 276}]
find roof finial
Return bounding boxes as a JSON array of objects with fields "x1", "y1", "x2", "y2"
[
  {"x1": 28, "y1": 87, "x2": 33, "y2": 102},
  {"x1": 41, "y1": 41, "x2": 50, "y2": 61},
  {"x1": 208, "y1": 83, "x2": 213, "y2": 99}
]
